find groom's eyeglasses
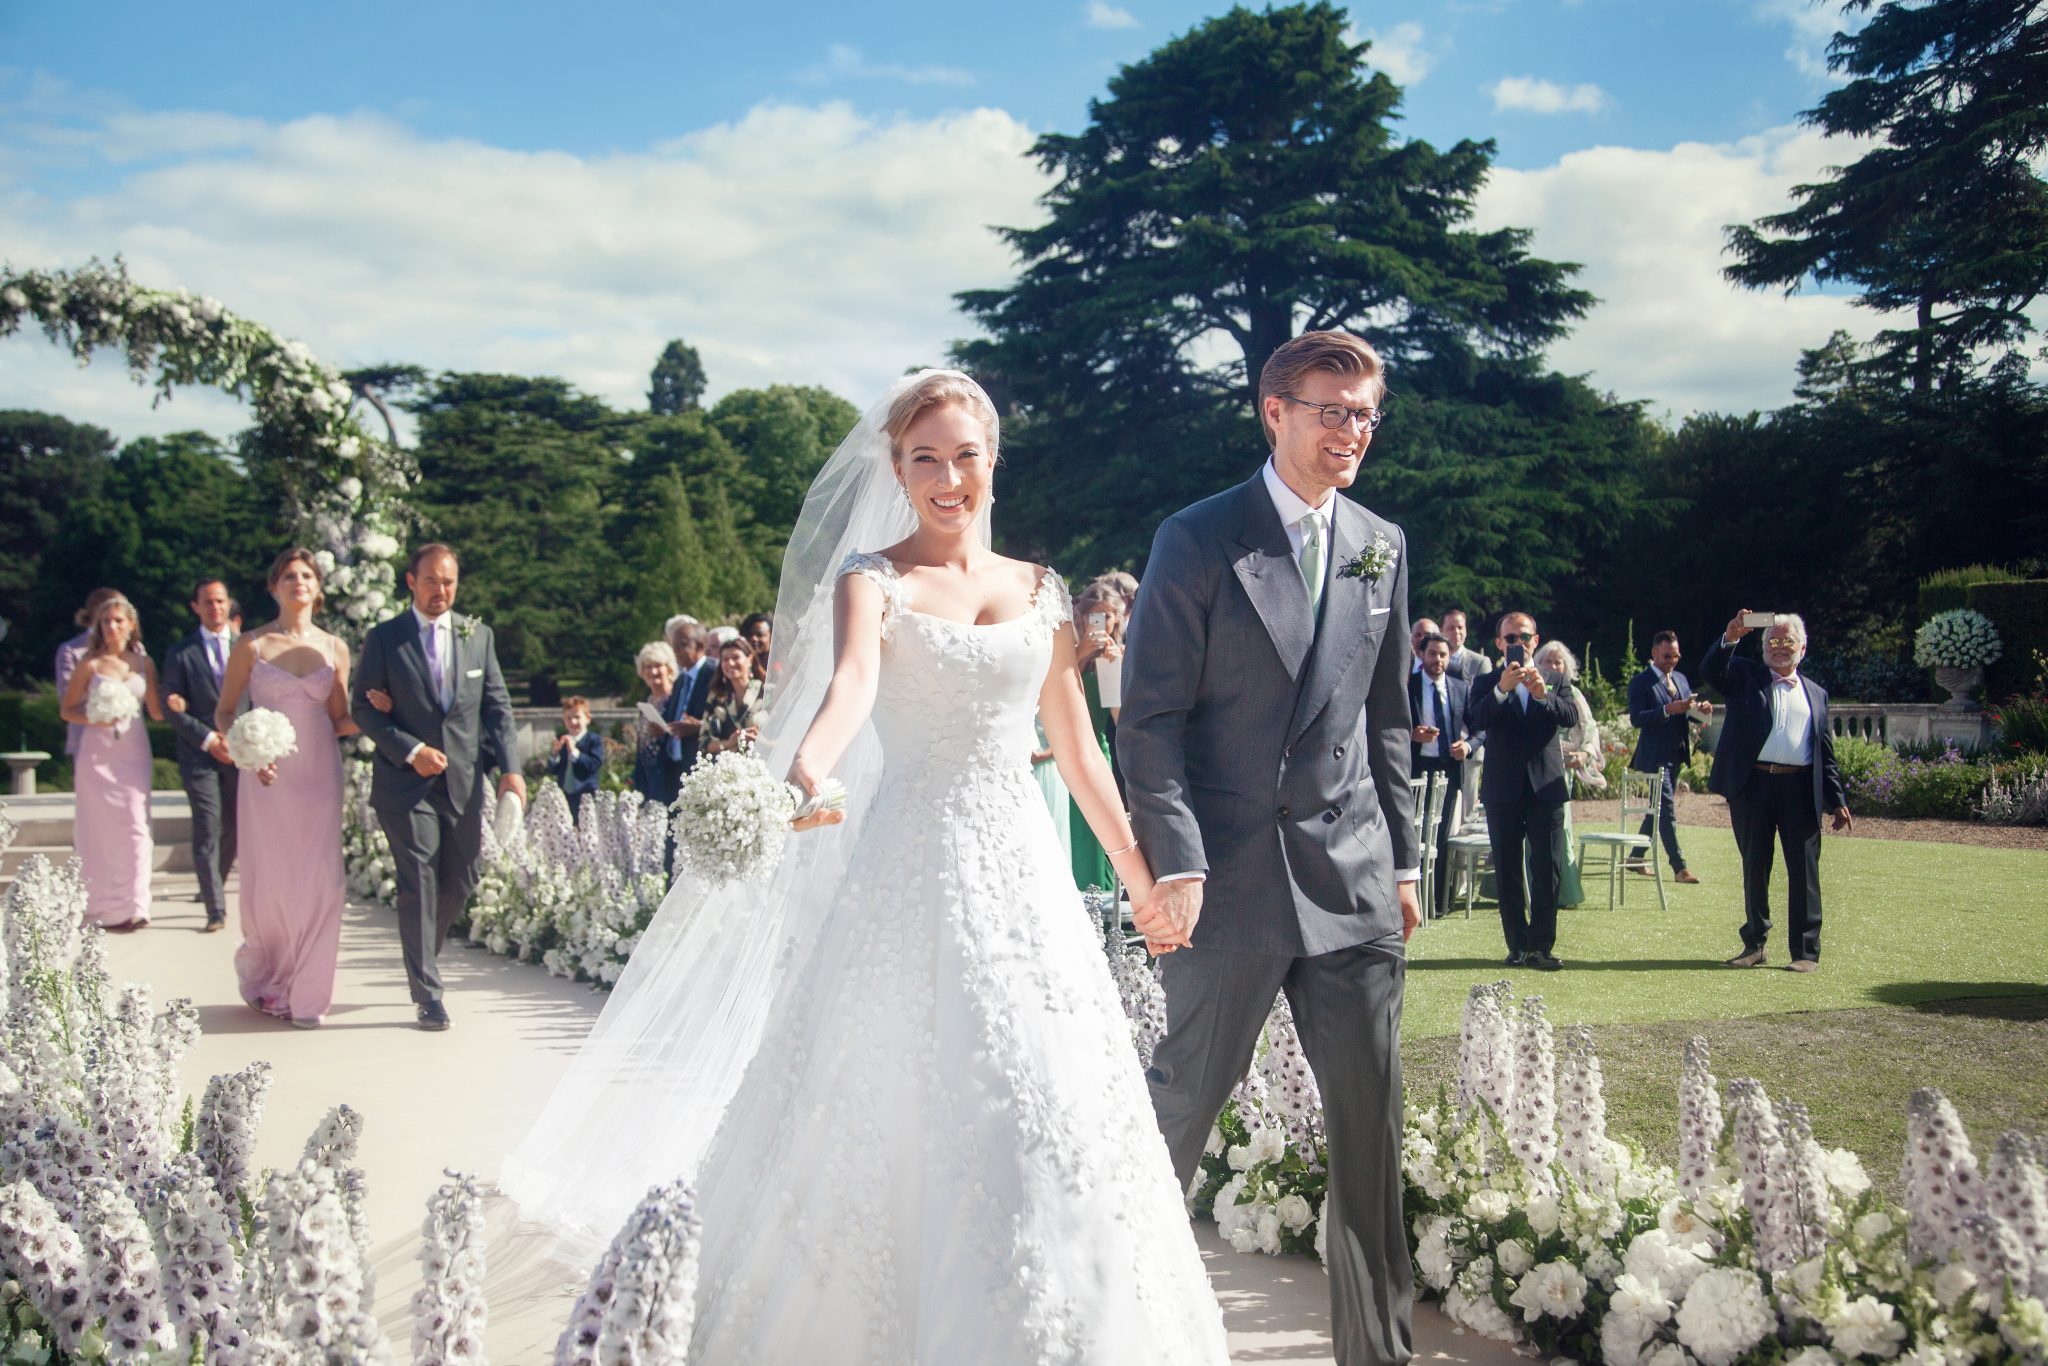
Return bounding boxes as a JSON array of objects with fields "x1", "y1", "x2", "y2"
[{"x1": 1282, "y1": 395, "x2": 1386, "y2": 431}]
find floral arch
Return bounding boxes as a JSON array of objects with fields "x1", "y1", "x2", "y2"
[{"x1": 0, "y1": 257, "x2": 409, "y2": 628}]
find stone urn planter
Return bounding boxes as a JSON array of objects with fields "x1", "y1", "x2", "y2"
[{"x1": 1934, "y1": 665, "x2": 1984, "y2": 711}]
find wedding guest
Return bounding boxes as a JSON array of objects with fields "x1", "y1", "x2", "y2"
[
  {"x1": 666, "y1": 618, "x2": 713, "y2": 773},
  {"x1": 739, "y1": 612, "x2": 773, "y2": 681},
  {"x1": 706, "y1": 624, "x2": 739, "y2": 649},
  {"x1": 55, "y1": 588, "x2": 136, "y2": 758},
  {"x1": 227, "y1": 601, "x2": 244, "y2": 636},
  {"x1": 1408, "y1": 632, "x2": 1470, "y2": 915},
  {"x1": 58, "y1": 596, "x2": 163, "y2": 930},
  {"x1": 1703, "y1": 610, "x2": 1850, "y2": 973},
  {"x1": 215, "y1": 549, "x2": 359, "y2": 1027},
  {"x1": 1441, "y1": 609, "x2": 1491, "y2": 684},
  {"x1": 630, "y1": 641, "x2": 687, "y2": 806},
  {"x1": 1409, "y1": 616, "x2": 1440, "y2": 674},
  {"x1": 160, "y1": 577, "x2": 242, "y2": 931},
  {"x1": 699, "y1": 639, "x2": 768, "y2": 756},
  {"x1": 1627, "y1": 630, "x2": 1707, "y2": 884},
  {"x1": 1031, "y1": 716, "x2": 1073, "y2": 864},
  {"x1": 1467, "y1": 611, "x2": 1578, "y2": 971},
  {"x1": 1535, "y1": 641, "x2": 1604, "y2": 909},
  {"x1": 1069, "y1": 581, "x2": 1127, "y2": 891},
  {"x1": 548, "y1": 695, "x2": 605, "y2": 818}
]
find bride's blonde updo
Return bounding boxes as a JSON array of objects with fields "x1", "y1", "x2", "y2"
[{"x1": 882, "y1": 371, "x2": 999, "y2": 464}]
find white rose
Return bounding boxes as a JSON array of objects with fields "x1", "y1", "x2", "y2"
[
  {"x1": 1676, "y1": 1267, "x2": 1774, "y2": 1366},
  {"x1": 1249, "y1": 1124, "x2": 1287, "y2": 1166},
  {"x1": 1498, "y1": 1239, "x2": 1534, "y2": 1277},
  {"x1": 1526, "y1": 1192, "x2": 1561, "y2": 1237},
  {"x1": 1827, "y1": 1294, "x2": 1907, "y2": 1360},
  {"x1": 1821, "y1": 1147, "x2": 1871, "y2": 1197},
  {"x1": 1255, "y1": 1207, "x2": 1283, "y2": 1255},
  {"x1": 1467, "y1": 1189, "x2": 1511, "y2": 1224},
  {"x1": 1507, "y1": 1259, "x2": 1588, "y2": 1323},
  {"x1": 1227, "y1": 1144, "x2": 1254, "y2": 1172},
  {"x1": 1932, "y1": 1262, "x2": 1976, "y2": 1309},
  {"x1": 1275, "y1": 1194, "x2": 1313, "y2": 1233},
  {"x1": 1852, "y1": 1211, "x2": 1894, "y2": 1246}
]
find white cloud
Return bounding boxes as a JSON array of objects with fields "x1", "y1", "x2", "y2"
[
  {"x1": 1351, "y1": 21, "x2": 1432, "y2": 86},
  {"x1": 1083, "y1": 1, "x2": 1139, "y2": 30},
  {"x1": 0, "y1": 96, "x2": 1050, "y2": 444},
  {"x1": 799, "y1": 43, "x2": 975, "y2": 88},
  {"x1": 1472, "y1": 126, "x2": 1885, "y2": 417},
  {"x1": 1752, "y1": 0, "x2": 1843, "y2": 80},
  {"x1": 1489, "y1": 76, "x2": 1610, "y2": 115}
]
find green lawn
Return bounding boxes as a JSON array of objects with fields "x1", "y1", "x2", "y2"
[{"x1": 1396, "y1": 820, "x2": 2048, "y2": 1191}]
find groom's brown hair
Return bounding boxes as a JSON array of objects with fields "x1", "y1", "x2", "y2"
[{"x1": 1257, "y1": 330, "x2": 1385, "y2": 444}]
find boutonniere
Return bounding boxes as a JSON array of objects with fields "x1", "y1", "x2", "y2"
[
  {"x1": 454, "y1": 615, "x2": 477, "y2": 642},
  {"x1": 1336, "y1": 532, "x2": 1398, "y2": 584}
]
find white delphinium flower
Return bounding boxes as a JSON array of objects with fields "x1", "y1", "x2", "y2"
[
  {"x1": 0, "y1": 1177, "x2": 95, "y2": 1354},
  {"x1": 1904, "y1": 1088, "x2": 1986, "y2": 1266},
  {"x1": 148, "y1": 1153, "x2": 243, "y2": 1362},
  {"x1": 670, "y1": 749, "x2": 798, "y2": 886},
  {"x1": 560, "y1": 1180, "x2": 698, "y2": 1366},
  {"x1": 1457, "y1": 982, "x2": 1515, "y2": 1124},
  {"x1": 226, "y1": 708, "x2": 298, "y2": 772},
  {"x1": 1673, "y1": 1266, "x2": 1773, "y2": 1366},
  {"x1": 77, "y1": 1178, "x2": 175, "y2": 1359},
  {"x1": 1557, "y1": 1025, "x2": 1612, "y2": 1191},
  {"x1": 244, "y1": 1158, "x2": 391, "y2": 1362},
  {"x1": 1508, "y1": 1259, "x2": 1588, "y2": 1323},
  {"x1": 302, "y1": 1105, "x2": 374, "y2": 1307},
  {"x1": 194, "y1": 1061, "x2": 273, "y2": 1209},
  {"x1": 1508, "y1": 995, "x2": 1557, "y2": 1175},
  {"x1": 1983, "y1": 1131, "x2": 2048, "y2": 1295},
  {"x1": 1825, "y1": 1293, "x2": 1907, "y2": 1359},
  {"x1": 1727, "y1": 1078, "x2": 1797, "y2": 1276},
  {"x1": 1776, "y1": 1100, "x2": 1833, "y2": 1267},
  {"x1": 1956, "y1": 1210, "x2": 2029, "y2": 1305},
  {"x1": 413, "y1": 1169, "x2": 488, "y2": 1366},
  {"x1": 1677, "y1": 1038, "x2": 1722, "y2": 1198},
  {"x1": 1256, "y1": 992, "x2": 1325, "y2": 1160}
]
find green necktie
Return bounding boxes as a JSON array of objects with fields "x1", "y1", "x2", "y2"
[{"x1": 1298, "y1": 511, "x2": 1324, "y2": 617}]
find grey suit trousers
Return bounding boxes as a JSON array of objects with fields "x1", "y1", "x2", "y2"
[
  {"x1": 1150, "y1": 943, "x2": 1413, "y2": 1366},
  {"x1": 376, "y1": 785, "x2": 486, "y2": 1004},
  {"x1": 179, "y1": 760, "x2": 238, "y2": 919}
]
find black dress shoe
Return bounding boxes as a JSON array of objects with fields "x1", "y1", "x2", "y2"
[
  {"x1": 1504, "y1": 951, "x2": 1526, "y2": 967},
  {"x1": 1527, "y1": 953, "x2": 1564, "y2": 972},
  {"x1": 203, "y1": 913, "x2": 226, "y2": 934},
  {"x1": 416, "y1": 1001, "x2": 451, "y2": 1031}
]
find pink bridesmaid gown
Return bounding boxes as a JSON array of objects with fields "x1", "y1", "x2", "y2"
[
  {"x1": 235, "y1": 660, "x2": 346, "y2": 1023},
  {"x1": 75, "y1": 673, "x2": 154, "y2": 927}
]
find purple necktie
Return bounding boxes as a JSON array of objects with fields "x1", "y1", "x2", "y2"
[
  {"x1": 426, "y1": 621, "x2": 447, "y2": 709},
  {"x1": 209, "y1": 636, "x2": 225, "y2": 683}
]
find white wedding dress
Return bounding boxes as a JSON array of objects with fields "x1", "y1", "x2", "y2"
[{"x1": 684, "y1": 552, "x2": 1228, "y2": 1364}]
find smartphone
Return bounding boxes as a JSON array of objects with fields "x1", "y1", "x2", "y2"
[
  {"x1": 1742, "y1": 611, "x2": 1775, "y2": 629},
  {"x1": 1086, "y1": 610, "x2": 1109, "y2": 636},
  {"x1": 1504, "y1": 643, "x2": 1527, "y2": 666}
]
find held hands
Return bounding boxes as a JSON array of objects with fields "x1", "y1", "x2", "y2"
[
  {"x1": 1134, "y1": 879, "x2": 1201, "y2": 956},
  {"x1": 412, "y1": 746, "x2": 449, "y2": 777}
]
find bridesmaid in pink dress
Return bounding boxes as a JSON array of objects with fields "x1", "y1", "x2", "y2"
[
  {"x1": 59, "y1": 596, "x2": 163, "y2": 931},
  {"x1": 215, "y1": 549, "x2": 359, "y2": 1029}
]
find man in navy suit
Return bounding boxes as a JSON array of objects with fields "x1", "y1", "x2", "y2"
[
  {"x1": 1467, "y1": 611, "x2": 1579, "y2": 970},
  {"x1": 1702, "y1": 610, "x2": 1851, "y2": 973},
  {"x1": 160, "y1": 577, "x2": 242, "y2": 931},
  {"x1": 1409, "y1": 632, "x2": 1471, "y2": 916},
  {"x1": 1627, "y1": 630, "x2": 1709, "y2": 884}
]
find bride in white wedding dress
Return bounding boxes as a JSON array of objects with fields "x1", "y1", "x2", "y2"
[{"x1": 502, "y1": 371, "x2": 1228, "y2": 1363}]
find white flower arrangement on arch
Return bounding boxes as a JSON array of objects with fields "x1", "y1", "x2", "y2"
[{"x1": 1914, "y1": 608, "x2": 2003, "y2": 670}]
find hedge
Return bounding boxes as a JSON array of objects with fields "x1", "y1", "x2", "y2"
[
  {"x1": 1916, "y1": 563, "x2": 2022, "y2": 621},
  {"x1": 1966, "y1": 579, "x2": 2048, "y2": 701}
]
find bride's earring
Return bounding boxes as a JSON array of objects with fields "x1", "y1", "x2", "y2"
[{"x1": 900, "y1": 484, "x2": 915, "y2": 509}]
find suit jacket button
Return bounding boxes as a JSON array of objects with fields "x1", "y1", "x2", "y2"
[
  {"x1": 1277, "y1": 805, "x2": 1290, "y2": 821},
  {"x1": 1333, "y1": 745, "x2": 1345, "y2": 759},
  {"x1": 1323, "y1": 809, "x2": 1338, "y2": 823}
]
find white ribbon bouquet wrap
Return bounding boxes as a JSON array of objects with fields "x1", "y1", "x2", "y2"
[
  {"x1": 84, "y1": 677, "x2": 141, "y2": 736},
  {"x1": 669, "y1": 750, "x2": 847, "y2": 887},
  {"x1": 226, "y1": 708, "x2": 299, "y2": 772}
]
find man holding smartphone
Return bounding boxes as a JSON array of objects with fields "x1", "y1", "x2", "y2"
[
  {"x1": 1467, "y1": 611, "x2": 1579, "y2": 970},
  {"x1": 1409, "y1": 632, "x2": 1471, "y2": 916},
  {"x1": 1627, "y1": 630, "x2": 1709, "y2": 884}
]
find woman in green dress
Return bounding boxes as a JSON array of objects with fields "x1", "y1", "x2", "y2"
[
  {"x1": 1068, "y1": 581, "x2": 1127, "y2": 891},
  {"x1": 1536, "y1": 640, "x2": 1605, "y2": 908}
]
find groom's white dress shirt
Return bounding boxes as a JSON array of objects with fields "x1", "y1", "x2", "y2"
[
  {"x1": 401, "y1": 604, "x2": 458, "y2": 766},
  {"x1": 1156, "y1": 460, "x2": 1417, "y2": 888}
]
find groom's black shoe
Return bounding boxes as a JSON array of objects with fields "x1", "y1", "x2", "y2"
[
  {"x1": 1527, "y1": 953, "x2": 1564, "y2": 972},
  {"x1": 1504, "y1": 951, "x2": 1525, "y2": 967},
  {"x1": 416, "y1": 1001, "x2": 451, "y2": 1032}
]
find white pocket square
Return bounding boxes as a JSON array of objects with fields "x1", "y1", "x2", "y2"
[
  {"x1": 465, "y1": 668, "x2": 483, "y2": 678},
  {"x1": 1369, "y1": 606, "x2": 1391, "y2": 617}
]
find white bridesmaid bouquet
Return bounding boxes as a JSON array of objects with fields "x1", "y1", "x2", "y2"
[
  {"x1": 227, "y1": 708, "x2": 299, "y2": 772},
  {"x1": 669, "y1": 748, "x2": 807, "y2": 887},
  {"x1": 84, "y1": 676, "x2": 140, "y2": 734}
]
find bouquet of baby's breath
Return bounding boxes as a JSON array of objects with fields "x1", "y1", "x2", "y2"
[
  {"x1": 1914, "y1": 609, "x2": 2002, "y2": 669},
  {"x1": 669, "y1": 748, "x2": 798, "y2": 886},
  {"x1": 227, "y1": 707, "x2": 298, "y2": 771}
]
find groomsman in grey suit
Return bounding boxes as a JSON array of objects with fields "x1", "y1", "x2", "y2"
[
  {"x1": 1121, "y1": 330, "x2": 1420, "y2": 1366},
  {"x1": 160, "y1": 578, "x2": 242, "y2": 931},
  {"x1": 350, "y1": 544, "x2": 524, "y2": 1030}
]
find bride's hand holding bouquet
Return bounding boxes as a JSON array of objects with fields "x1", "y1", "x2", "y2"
[{"x1": 786, "y1": 757, "x2": 847, "y2": 833}]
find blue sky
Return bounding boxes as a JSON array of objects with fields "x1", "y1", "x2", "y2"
[{"x1": 2, "y1": 0, "x2": 1877, "y2": 440}]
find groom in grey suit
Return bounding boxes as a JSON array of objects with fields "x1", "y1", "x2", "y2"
[
  {"x1": 1121, "y1": 330, "x2": 1420, "y2": 1366},
  {"x1": 350, "y1": 544, "x2": 524, "y2": 1030}
]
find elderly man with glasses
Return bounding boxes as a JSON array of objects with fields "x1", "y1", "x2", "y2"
[{"x1": 1702, "y1": 610, "x2": 1851, "y2": 973}]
